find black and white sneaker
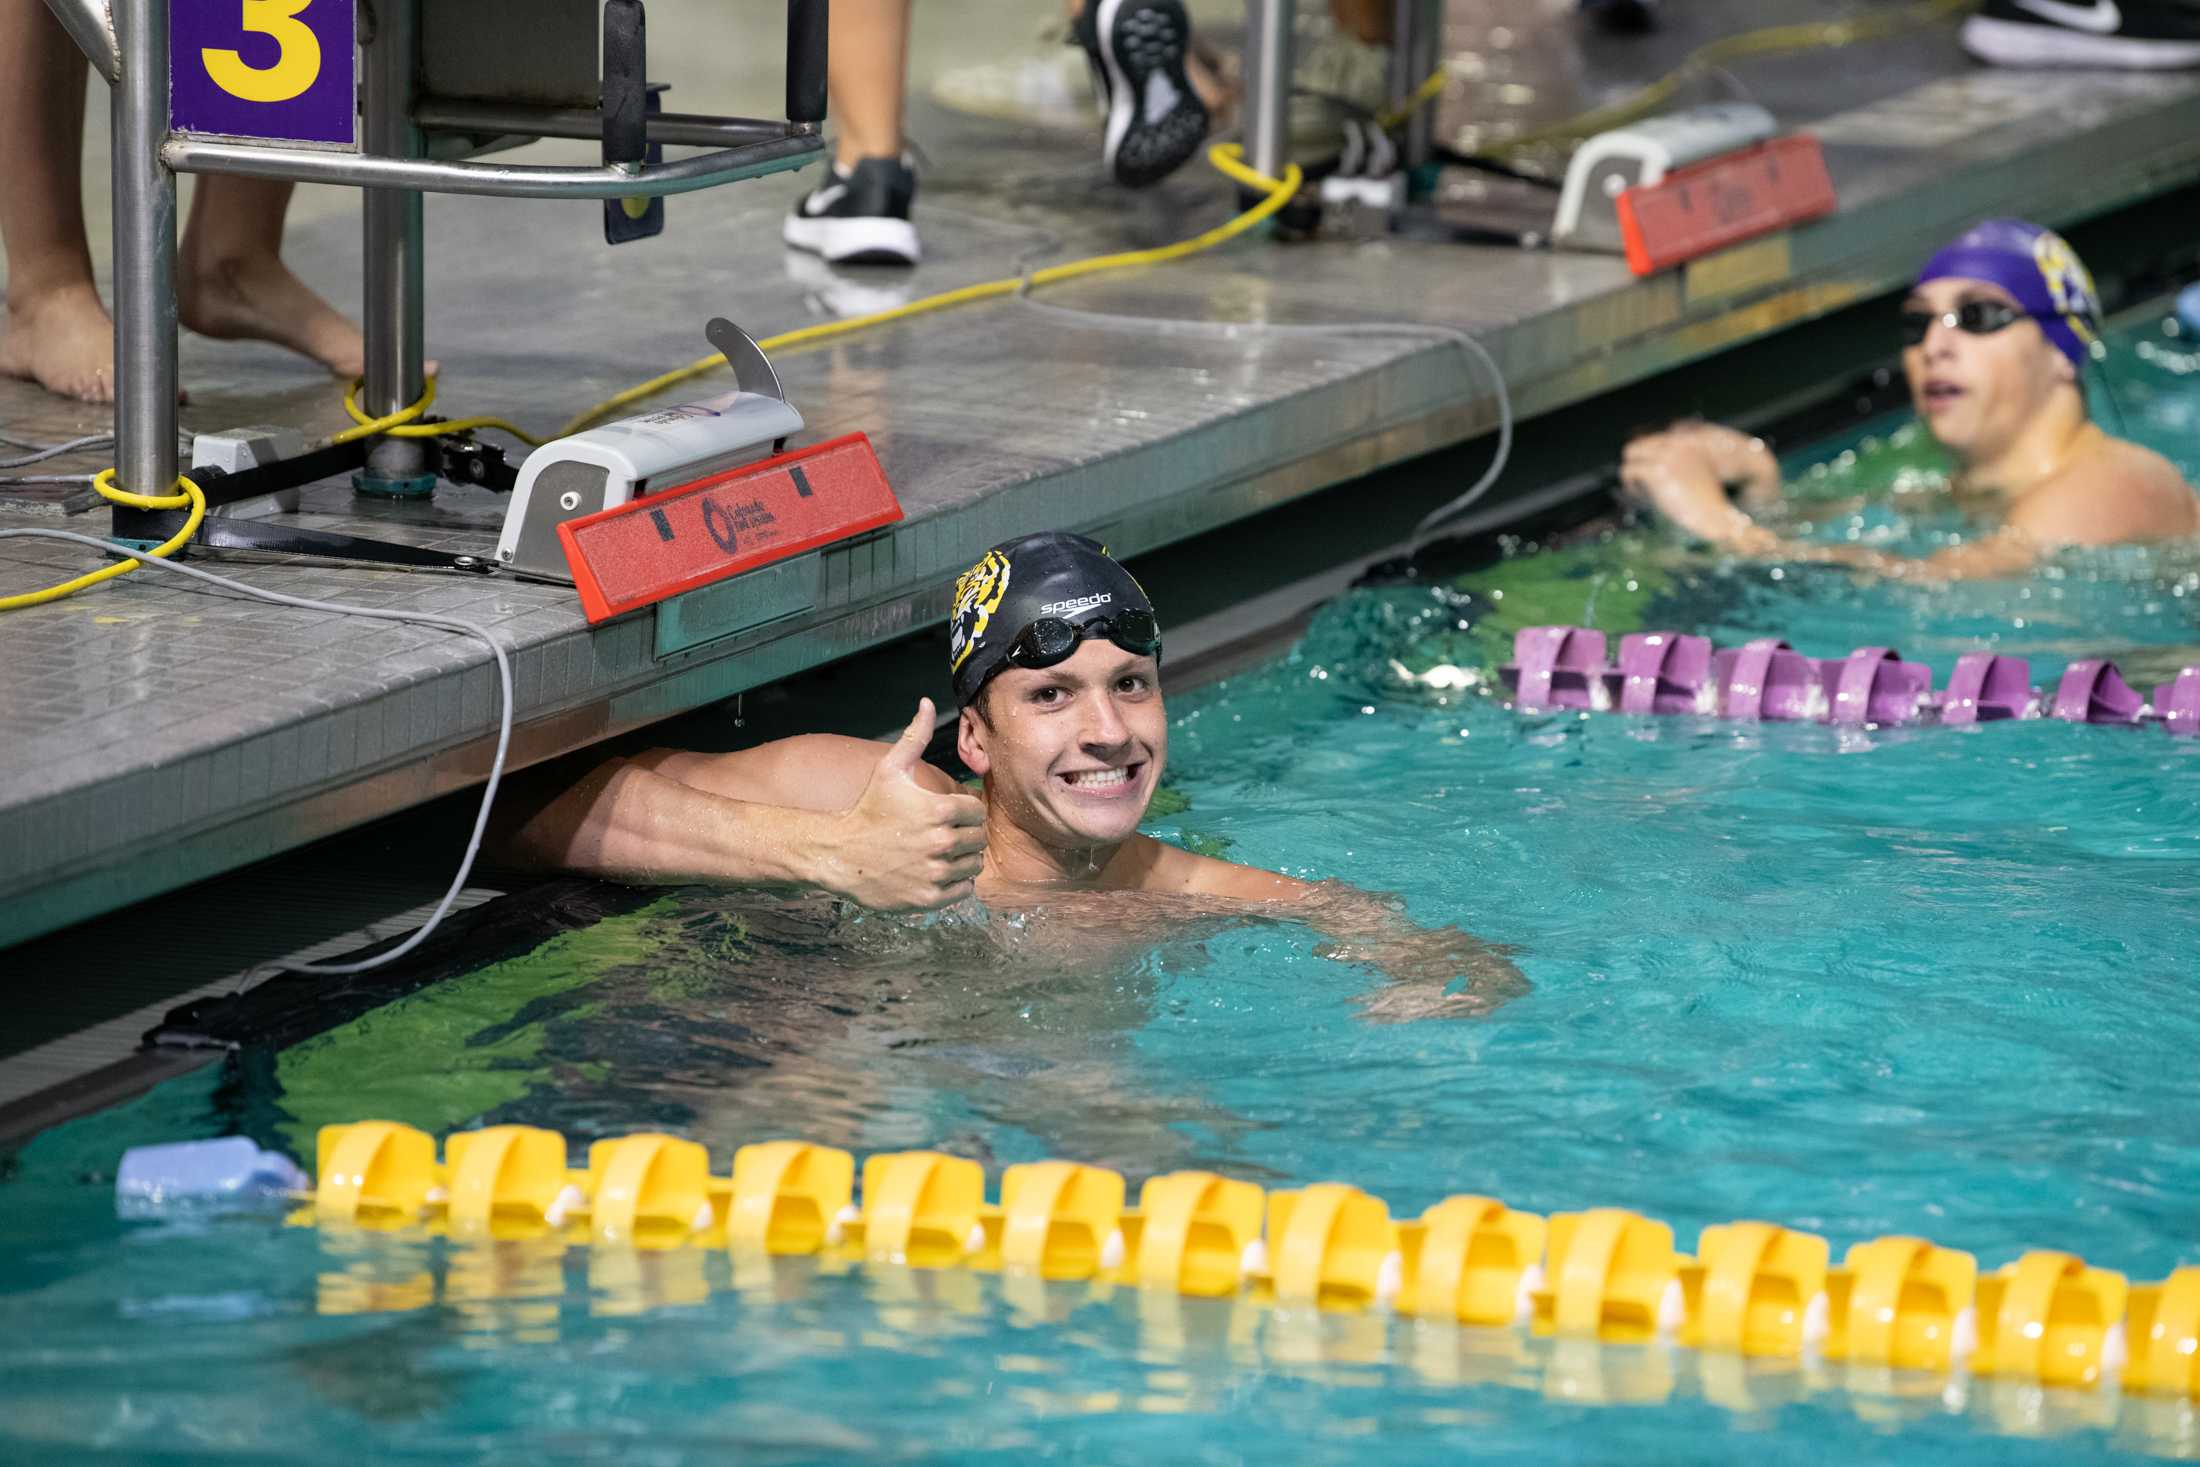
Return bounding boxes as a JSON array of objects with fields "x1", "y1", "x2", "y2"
[
  {"x1": 1072, "y1": 0, "x2": 1210, "y2": 188},
  {"x1": 1963, "y1": 0, "x2": 2200, "y2": 68},
  {"x1": 782, "y1": 156, "x2": 921, "y2": 266}
]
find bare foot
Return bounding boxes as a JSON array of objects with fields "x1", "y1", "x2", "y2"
[
  {"x1": 178, "y1": 248, "x2": 365, "y2": 379},
  {"x1": 0, "y1": 282, "x2": 118, "y2": 403}
]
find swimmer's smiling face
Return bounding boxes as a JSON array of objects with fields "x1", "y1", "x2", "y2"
[
  {"x1": 958, "y1": 639, "x2": 1165, "y2": 865},
  {"x1": 1902, "y1": 276, "x2": 2077, "y2": 464}
]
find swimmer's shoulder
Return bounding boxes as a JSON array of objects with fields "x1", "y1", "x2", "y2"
[
  {"x1": 2012, "y1": 434, "x2": 2199, "y2": 548},
  {"x1": 1117, "y1": 834, "x2": 1319, "y2": 904}
]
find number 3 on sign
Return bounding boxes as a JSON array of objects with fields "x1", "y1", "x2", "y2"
[{"x1": 202, "y1": 0, "x2": 320, "y2": 104}]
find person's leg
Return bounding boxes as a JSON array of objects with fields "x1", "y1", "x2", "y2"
[
  {"x1": 1328, "y1": 0, "x2": 1392, "y2": 45},
  {"x1": 784, "y1": 0, "x2": 922, "y2": 266},
  {"x1": 829, "y1": 0, "x2": 914, "y2": 169},
  {"x1": 0, "y1": 0, "x2": 119, "y2": 403},
  {"x1": 1183, "y1": 43, "x2": 1233, "y2": 118},
  {"x1": 178, "y1": 176, "x2": 364, "y2": 378}
]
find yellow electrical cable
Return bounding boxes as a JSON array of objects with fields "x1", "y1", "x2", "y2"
[
  {"x1": 336, "y1": 375, "x2": 548, "y2": 448},
  {"x1": 319, "y1": 145, "x2": 1301, "y2": 446},
  {"x1": 331, "y1": 373, "x2": 436, "y2": 443},
  {"x1": 0, "y1": 469, "x2": 206, "y2": 611},
  {"x1": 1376, "y1": 68, "x2": 1450, "y2": 133},
  {"x1": 554, "y1": 144, "x2": 1304, "y2": 436}
]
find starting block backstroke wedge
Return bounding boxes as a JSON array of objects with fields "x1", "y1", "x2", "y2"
[{"x1": 493, "y1": 317, "x2": 904, "y2": 624}]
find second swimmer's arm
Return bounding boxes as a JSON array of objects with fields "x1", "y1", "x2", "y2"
[{"x1": 1622, "y1": 432, "x2": 2046, "y2": 581}]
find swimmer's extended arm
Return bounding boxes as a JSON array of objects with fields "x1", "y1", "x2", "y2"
[
  {"x1": 1622, "y1": 432, "x2": 2046, "y2": 581},
  {"x1": 1290, "y1": 883, "x2": 1531, "y2": 1020},
  {"x1": 1627, "y1": 424, "x2": 2198, "y2": 578},
  {"x1": 1135, "y1": 843, "x2": 1527, "y2": 1019},
  {"x1": 492, "y1": 701, "x2": 986, "y2": 911}
]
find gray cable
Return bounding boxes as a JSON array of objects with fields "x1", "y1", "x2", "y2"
[
  {"x1": 0, "y1": 527, "x2": 512, "y2": 976},
  {"x1": 0, "y1": 428, "x2": 193, "y2": 466},
  {"x1": 1010, "y1": 292, "x2": 1513, "y2": 544},
  {"x1": 0, "y1": 432, "x2": 116, "y2": 469},
  {"x1": 0, "y1": 429, "x2": 195, "y2": 488}
]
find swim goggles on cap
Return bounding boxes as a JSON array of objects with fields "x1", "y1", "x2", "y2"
[
  {"x1": 1001, "y1": 608, "x2": 1162, "y2": 674},
  {"x1": 1897, "y1": 300, "x2": 2044, "y2": 347}
]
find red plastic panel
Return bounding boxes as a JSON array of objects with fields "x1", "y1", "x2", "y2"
[
  {"x1": 1616, "y1": 134, "x2": 1837, "y2": 278},
  {"x1": 558, "y1": 432, "x2": 902, "y2": 624}
]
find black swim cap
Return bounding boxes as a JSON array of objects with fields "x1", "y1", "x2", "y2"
[{"x1": 948, "y1": 531, "x2": 1158, "y2": 703}]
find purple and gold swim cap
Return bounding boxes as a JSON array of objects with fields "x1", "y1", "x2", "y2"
[{"x1": 1915, "y1": 219, "x2": 2101, "y2": 369}]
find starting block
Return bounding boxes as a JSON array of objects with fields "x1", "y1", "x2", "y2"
[
  {"x1": 1616, "y1": 135, "x2": 1836, "y2": 277},
  {"x1": 494, "y1": 316, "x2": 904, "y2": 625},
  {"x1": 1552, "y1": 103, "x2": 1836, "y2": 277}
]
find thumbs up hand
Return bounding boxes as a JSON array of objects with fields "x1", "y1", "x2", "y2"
[{"x1": 814, "y1": 700, "x2": 987, "y2": 911}]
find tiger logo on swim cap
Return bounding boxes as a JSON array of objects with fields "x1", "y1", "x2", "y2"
[
  {"x1": 949, "y1": 549, "x2": 1012, "y2": 678},
  {"x1": 2031, "y1": 230, "x2": 2101, "y2": 352},
  {"x1": 946, "y1": 531, "x2": 1158, "y2": 702}
]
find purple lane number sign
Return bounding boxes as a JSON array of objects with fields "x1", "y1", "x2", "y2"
[{"x1": 171, "y1": 0, "x2": 356, "y2": 146}]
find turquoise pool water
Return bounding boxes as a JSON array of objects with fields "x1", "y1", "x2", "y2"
[{"x1": 4, "y1": 316, "x2": 2199, "y2": 1462}]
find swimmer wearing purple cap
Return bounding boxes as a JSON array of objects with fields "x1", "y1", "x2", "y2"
[{"x1": 1622, "y1": 219, "x2": 2196, "y2": 579}]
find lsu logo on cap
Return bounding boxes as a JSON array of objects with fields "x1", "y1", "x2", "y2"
[
  {"x1": 949, "y1": 549, "x2": 1012, "y2": 675},
  {"x1": 2032, "y1": 230, "x2": 2101, "y2": 346}
]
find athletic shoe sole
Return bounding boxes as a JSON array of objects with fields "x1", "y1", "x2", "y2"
[
  {"x1": 1962, "y1": 14, "x2": 2200, "y2": 66},
  {"x1": 781, "y1": 212, "x2": 922, "y2": 267},
  {"x1": 1094, "y1": 0, "x2": 1210, "y2": 187}
]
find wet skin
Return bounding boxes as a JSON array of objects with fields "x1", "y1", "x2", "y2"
[{"x1": 1621, "y1": 275, "x2": 2197, "y2": 577}]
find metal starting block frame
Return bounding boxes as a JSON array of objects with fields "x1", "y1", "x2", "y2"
[{"x1": 45, "y1": 0, "x2": 829, "y2": 539}]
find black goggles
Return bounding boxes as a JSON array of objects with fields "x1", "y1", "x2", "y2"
[
  {"x1": 1002, "y1": 609, "x2": 1162, "y2": 674},
  {"x1": 1897, "y1": 301, "x2": 2042, "y2": 347}
]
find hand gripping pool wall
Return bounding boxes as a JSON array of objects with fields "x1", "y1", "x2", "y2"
[
  {"x1": 1443, "y1": 627, "x2": 2200, "y2": 734},
  {"x1": 123, "y1": 1124, "x2": 2200, "y2": 1435}
]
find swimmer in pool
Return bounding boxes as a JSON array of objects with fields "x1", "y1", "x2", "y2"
[
  {"x1": 498, "y1": 532, "x2": 1524, "y2": 1019},
  {"x1": 1621, "y1": 219, "x2": 2198, "y2": 579}
]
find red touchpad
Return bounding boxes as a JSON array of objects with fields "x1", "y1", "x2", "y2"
[{"x1": 557, "y1": 432, "x2": 902, "y2": 624}]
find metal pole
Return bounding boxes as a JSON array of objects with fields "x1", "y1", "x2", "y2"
[
  {"x1": 167, "y1": 131, "x2": 824, "y2": 196},
  {"x1": 358, "y1": 0, "x2": 434, "y2": 496},
  {"x1": 1242, "y1": 0, "x2": 1294, "y2": 186},
  {"x1": 786, "y1": 0, "x2": 828, "y2": 127},
  {"x1": 110, "y1": 0, "x2": 177, "y2": 507},
  {"x1": 1388, "y1": 0, "x2": 1441, "y2": 172},
  {"x1": 412, "y1": 101, "x2": 800, "y2": 149}
]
